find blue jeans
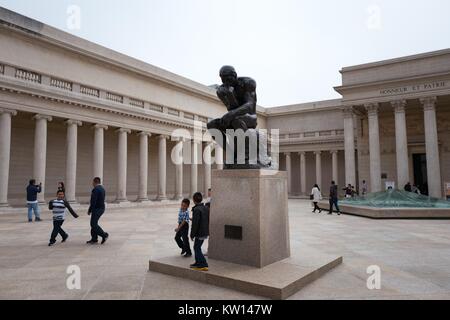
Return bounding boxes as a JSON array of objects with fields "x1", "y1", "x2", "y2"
[
  {"x1": 329, "y1": 198, "x2": 340, "y2": 213},
  {"x1": 27, "y1": 203, "x2": 40, "y2": 220},
  {"x1": 194, "y1": 238, "x2": 208, "y2": 267}
]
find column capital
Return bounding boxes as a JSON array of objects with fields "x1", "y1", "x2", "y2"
[
  {"x1": 330, "y1": 150, "x2": 339, "y2": 155},
  {"x1": 314, "y1": 151, "x2": 322, "y2": 156},
  {"x1": 420, "y1": 96, "x2": 437, "y2": 111},
  {"x1": 284, "y1": 152, "x2": 291, "y2": 157},
  {"x1": 0, "y1": 108, "x2": 17, "y2": 116},
  {"x1": 93, "y1": 124, "x2": 109, "y2": 130},
  {"x1": 391, "y1": 99, "x2": 407, "y2": 113},
  {"x1": 364, "y1": 103, "x2": 379, "y2": 115},
  {"x1": 116, "y1": 128, "x2": 131, "y2": 134},
  {"x1": 342, "y1": 106, "x2": 355, "y2": 118},
  {"x1": 138, "y1": 131, "x2": 152, "y2": 137},
  {"x1": 158, "y1": 134, "x2": 170, "y2": 140},
  {"x1": 298, "y1": 151, "x2": 306, "y2": 156},
  {"x1": 65, "y1": 119, "x2": 82, "y2": 127},
  {"x1": 33, "y1": 114, "x2": 52, "y2": 122}
]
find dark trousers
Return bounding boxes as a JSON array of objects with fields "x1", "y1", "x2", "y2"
[
  {"x1": 193, "y1": 238, "x2": 208, "y2": 267},
  {"x1": 313, "y1": 202, "x2": 321, "y2": 212},
  {"x1": 50, "y1": 220, "x2": 67, "y2": 243},
  {"x1": 175, "y1": 224, "x2": 191, "y2": 254},
  {"x1": 329, "y1": 198, "x2": 340, "y2": 213},
  {"x1": 90, "y1": 210, "x2": 106, "y2": 241}
]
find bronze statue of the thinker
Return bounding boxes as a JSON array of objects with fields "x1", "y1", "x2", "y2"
[{"x1": 207, "y1": 66, "x2": 271, "y2": 169}]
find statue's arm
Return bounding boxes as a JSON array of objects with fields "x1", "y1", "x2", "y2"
[{"x1": 223, "y1": 79, "x2": 257, "y2": 122}]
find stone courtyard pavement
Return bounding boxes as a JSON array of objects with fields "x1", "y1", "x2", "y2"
[{"x1": 1, "y1": 199, "x2": 450, "y2": 300}]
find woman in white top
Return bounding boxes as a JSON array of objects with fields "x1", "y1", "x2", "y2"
[{"x1": 311, "y1": 184, "x2": 322, "y2": 213}]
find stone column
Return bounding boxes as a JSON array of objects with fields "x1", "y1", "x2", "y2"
[
  {"x1": 65, "y1": 120, "x2": 82, "y2": 203},
  {"x1": 299, "y1": 152, "x2": 306, "y2": 195},
  {"x1": 331, "y1": 150, "x2": 339, "y2": 185},
  {"x1": 365, "y1": 103, "x2": 382, "y2": 193},
  {"x1": 215, "y1": 143, "x2": 224, "y2": 170},
  {"x1": 157, "y1": 135, "x2": 168, "y2": 200},
  {"x1": 315, "y1": 151, "x2": 322, "y2": 187},
  {"x1": 0, "y1": 108, "x2": 17, "y2": 207},
  {"x1": 421, "y1": 97, "x2": 442, "y2": 198},
  {"x1": 116, "y1": 128, "x2": 131, "y2": 203},
  {"x1": 174, "y1": 138, "x2": 184, "y2": 200},
  {"x1": 93, "y1": 124, "x2": 108, "y2": 180},
  {"x1": 203, "y1": 142, "x2": 212, "y2": 196},
  {"x1": 138, "y1": 132, "x2": 151, "y2": 202},
  {"x1": 343, "y1": 106, "x2": 356, "y2": 187},
  {"x1": 33, "y1": 114, "x2": 52, "y2": 203},
  {"x1": 392, "y1": 100, "x2": 409, "y2": 189},
  {"x1": 285, "y1": 152, "x2": 292, "y2": 194},
  {"x1": 190, "y1": 140, "x2": 199, "y2": 196}
]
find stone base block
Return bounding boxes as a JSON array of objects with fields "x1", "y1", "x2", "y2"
[
  {"x1": 148, "y1": 253, "x2": 342, "y2": 300},
  {"x1": 208, "y1": 169, "x2": 290, "y2": 268}
]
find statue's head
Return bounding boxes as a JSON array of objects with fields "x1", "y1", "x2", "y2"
[{"x1": 219, "y1": 65, "x2": 238, "y2": 87}]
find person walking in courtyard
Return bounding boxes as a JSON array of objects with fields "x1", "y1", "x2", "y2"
[
  {"x1": 48, "y1": 190, "x2": 79, "y2": 246},
  {"x1": 26, "y1": 179, "x2": 42, "y2": 222},
  {"x1": 311, "y1": 184, "x2": 322, "y2": 213},
  {"x1": 329, "y1": 181, "x2": 341, "y2": 216},
  {"x1": 87, "y1": 177, "x2": 109, "y2": 245},
  {"x1": 190, "y1": 192, "x2": 209, "y2": 271},
  {"x1": 175, "y1": 198, "x2": 192, "y2": 257}
]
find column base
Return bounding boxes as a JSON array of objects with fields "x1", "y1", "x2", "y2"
[
  {"x1": 114, "y1": 199, "x2": 130, "y2": 204},
  {"x1": 156, "y1": 196, "x2": 167, "y2": 201},
  {"x1": 136, "y1": 198, "x2": 150, "y2": 203}
]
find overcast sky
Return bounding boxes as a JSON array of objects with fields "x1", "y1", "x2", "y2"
[{"x1": 1, "y1": 0, "x2": 450, "y2": 107}]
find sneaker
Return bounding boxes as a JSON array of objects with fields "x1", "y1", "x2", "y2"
[
  {"x1": 338, "y1": 212, "x2": 341, "y2": 216},
  {"x1": 35, "y1": 218, "x2": 42, "y2": 222},
  {"x1": 48, "y1": 242, "x2": 55, "y2": 247},
  {"x1": 183, "y1": 253, "x2": 192, "y2": 258},
  {"x1": 190, "y1": 263, "x2": 200, "y2": 268},
  {"x1": 101, "y1": 233, "x2": 109, "y2": 245},
  {"x1": 192, "y1": 266, "x2": 209, "y2": 272},
  {"x1": 86, "y1": 240, "x2": 98, "y2": 245},
  {"x1": 28, "y1": 219, "x2": 32, "y2": 223},
  {"x1": 181, "y1": 250, "x2": 186, "y2": 256},
  {"x1": 62, "y1": 234, "x2": 69, "y2": 243}
]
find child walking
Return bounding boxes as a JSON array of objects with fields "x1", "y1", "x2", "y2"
[
  {"x1": 174, "y1": 198, "x2": 192, "y2": 257},
  {"x1": 48, "y1": 190, "x2": 79, "y2": 246}
]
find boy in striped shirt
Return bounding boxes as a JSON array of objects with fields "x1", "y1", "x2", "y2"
[{"x1": 48, "y1": 190, "x2": 79, "y2": 246}]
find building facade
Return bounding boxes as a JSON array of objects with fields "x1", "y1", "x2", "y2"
[{"x1": 1, "y1": 8, "x2": 449, "y2": 210}]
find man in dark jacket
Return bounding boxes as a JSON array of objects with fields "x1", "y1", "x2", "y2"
[
  {"x1": 26, "y1": 179, "x2": 42, "y2": 222},
  {"x1": 87, "y1": 177, "x2": 109, "y2": 245},
  {"x1": 329, "y1": 181, "x2": 341, "y2": 216},
  {"x1": 190, "y1": 192, "x2": 210, "y2": 271}
]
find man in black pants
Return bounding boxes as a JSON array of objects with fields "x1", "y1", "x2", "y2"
[
  {"x1": 87, "y1": 177, "x2": 109, "y2": 245},
  {"x1": 329, "y1": 181, "x2": 341, "y2": 216}
]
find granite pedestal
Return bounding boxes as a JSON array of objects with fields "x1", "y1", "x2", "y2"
[{"x1": 149, "y1": 169, "x2": 342, "y2": 299}]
